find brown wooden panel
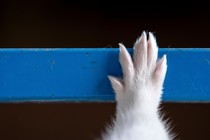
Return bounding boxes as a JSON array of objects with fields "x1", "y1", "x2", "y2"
[{"x1": 0, "y1": 103, "x2": 209, "y2": 140}]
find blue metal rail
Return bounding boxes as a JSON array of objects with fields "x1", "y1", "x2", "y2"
[{"x1": 0, "y1": 48, "x2": 209, "y2": 103}]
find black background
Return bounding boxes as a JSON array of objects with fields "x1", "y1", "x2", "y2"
[
  {"x1": 1, "y1": 0, "x2": 210, "y2": 48},
  {"x1": 0, "y1": 0, "x2": 210, "y2": 140}
]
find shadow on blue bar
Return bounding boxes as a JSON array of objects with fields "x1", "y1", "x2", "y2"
[{"x1": 0, "y1": 48, "x2": 209, "y2": 103}]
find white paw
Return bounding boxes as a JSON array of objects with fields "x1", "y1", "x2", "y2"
[{"x1": 108, "y1": 31, "x2": 167, "y2": 112}]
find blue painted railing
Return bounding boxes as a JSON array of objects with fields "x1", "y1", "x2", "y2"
[{"x1": 0, "y1": 48, "x2": 209, "y2": 102}]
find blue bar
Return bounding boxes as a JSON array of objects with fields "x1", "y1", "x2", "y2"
[{"x1": 0, "y1": 48, "x2": 209, "y2": 103}]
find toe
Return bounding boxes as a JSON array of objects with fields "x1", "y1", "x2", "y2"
[
  {"x1": 133, "y1": 31, "x2": 147, "y2": 72},
  {"x1": 108, "y1": 75, "x2": 123, "y2": 100},
  {"x1": 119, "y1": 43, "x2": 134, "y2": 82},
  {"x1": 153, "y1": 55, "x2": 167, "y2": 86},
  {"x1": 147, "y1": 32, "x2": 158, "y2": 72}
]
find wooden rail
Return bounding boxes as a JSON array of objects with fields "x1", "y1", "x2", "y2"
[{"x1": 0, "y1": 48, "x2": 209, "y2": 102}]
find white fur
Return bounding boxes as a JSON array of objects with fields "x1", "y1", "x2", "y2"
[{"x1": 101, "y1": 32, "x2": 173, "y2": 140}]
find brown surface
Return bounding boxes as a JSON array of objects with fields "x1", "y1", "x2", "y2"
[{"x1": 0, "y1": 103, "x2": 210, "y2": 140}]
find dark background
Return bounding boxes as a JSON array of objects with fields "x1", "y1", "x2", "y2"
[
  {"x1": 0, "y1": 0, "x2": 210, "y2": 140},
  {"x1": 1, "y1": 0, "x2": 210, "y2": 48}
]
